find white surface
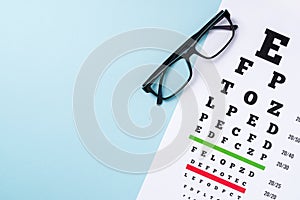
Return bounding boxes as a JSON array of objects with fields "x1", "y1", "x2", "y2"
[{"x1": 138, "y1": 1, "x2": 300, "y2": 199}]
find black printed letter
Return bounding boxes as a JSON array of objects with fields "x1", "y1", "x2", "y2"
[{"x1": 255, "y1": 28, "x2": 290, "y2": 65}]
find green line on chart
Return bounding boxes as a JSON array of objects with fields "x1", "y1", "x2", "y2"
[{"x1": 189, "y1": 135, "x2": 266, "y2": 170}]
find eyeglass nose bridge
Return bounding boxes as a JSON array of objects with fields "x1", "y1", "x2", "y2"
[{"x1": 182, "y1": 47, "x2": 196, "y2": 59}]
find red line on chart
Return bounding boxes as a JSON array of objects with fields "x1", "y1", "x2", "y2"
[{"x1": 186, "y1": 164, "x2": 246, "y2": 193}]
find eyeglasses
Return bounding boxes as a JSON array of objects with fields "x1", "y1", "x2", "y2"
[{"x1": 142, "y1": 10, "x2": 238, "y2": 105}]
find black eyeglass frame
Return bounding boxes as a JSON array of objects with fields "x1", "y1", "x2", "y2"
[{"x1": 142, "y1": 9, "x2": 237, "y2": 105}]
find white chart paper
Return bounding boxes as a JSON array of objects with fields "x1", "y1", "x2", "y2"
[{"x1": 138, "y1": 1, "x2": 300, "y2": 199}]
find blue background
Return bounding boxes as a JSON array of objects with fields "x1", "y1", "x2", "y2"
[{"x1": 0, "y1": 0, "x2": 221, "y2": 199}]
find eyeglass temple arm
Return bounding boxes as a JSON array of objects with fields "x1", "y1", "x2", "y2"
[
  {"x1": 210, "y1": 24, "x2": 238, "y2": 31},
  {"x1": 156, "y1": 73, "x2": 165, "y2": 105}
]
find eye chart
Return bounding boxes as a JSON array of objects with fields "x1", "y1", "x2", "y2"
[{"x1": 137, "y1": 0, "x2": 300, "y2": 199}]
